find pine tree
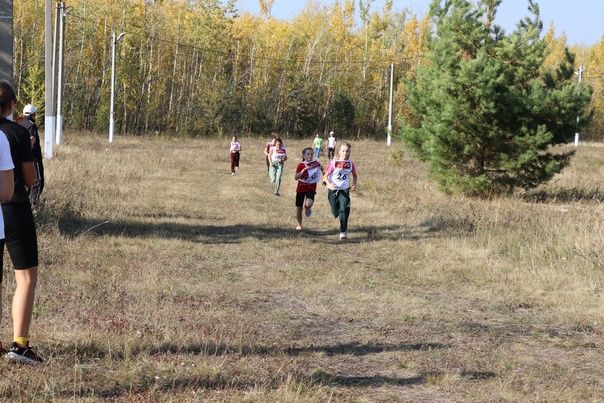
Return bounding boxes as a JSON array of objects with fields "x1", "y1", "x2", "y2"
[{"x1": 401, "y1": 0, "x2": 593, "y2": 196}]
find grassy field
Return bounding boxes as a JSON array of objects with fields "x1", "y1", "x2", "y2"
[{"x1": 1, "y1": 133, "x2": 602, "y2": 401}]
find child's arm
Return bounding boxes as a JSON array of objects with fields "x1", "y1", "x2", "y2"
[
  {"x1": 323, "y1": 170, "x2": 336, "y2": 190},
  {"x1": 294, "y1": 165, "x2": 307, "y2": 180},
  {"x1": 351, "y1": 172, "x2": 358, "y2": 192}
]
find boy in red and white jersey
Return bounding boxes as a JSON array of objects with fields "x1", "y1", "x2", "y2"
[
  {"x1": 294, "y1": 147, "x2": 323, "y2": 230},
  {"x1": 324, "y1": 142, "x2": 357, "y2": 240}
]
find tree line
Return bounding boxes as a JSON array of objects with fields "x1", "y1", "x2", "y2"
[{"x1": 11, "y1": 0, "x2": 604, "y2": 140}]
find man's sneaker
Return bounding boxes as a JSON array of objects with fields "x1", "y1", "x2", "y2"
[
  {"x1": 305, "y1": 206, "x2": 312, "y2": 217},
  {"x1": 339, "y1": 232, "x2": 348, "y2": 240},
  {"x1": 6, "y1": 342, "x2": 44, "y2": 365},
  {"x1": 275, "y1": 192, "x2": 280, "y2": 196}
]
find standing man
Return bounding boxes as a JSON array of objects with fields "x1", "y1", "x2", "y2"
[
  {"x1": 327, "y1": 131, "x2": 336, "y2": 160},
  {"x1": 313, "y1": 133, "x2": 323, "y2": 160},
  {"x1": 19, "y1": 105, "x2": 43, "y2": 209}
]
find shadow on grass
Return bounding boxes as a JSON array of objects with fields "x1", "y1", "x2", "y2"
[
  {"x1": 144, "y1": 341, "x2": 449, "y2": 357},
  {"x1": 311, "y1": 370, "x2": 496, "y2": 387},
  {"x1": 53, "y1": 212, "x2": 468, "y2": 244},
  {"x1": 62, "y1": 340, "x2": 449, "y2": 361},
  {"x1": 523, "y1": 187, "x2": 604, "y2": 203}
]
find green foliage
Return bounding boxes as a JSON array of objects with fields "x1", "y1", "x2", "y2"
[
  {"x1": 328, "y1": 90, "x2": 356, "y2": 136},
  {"x1": 12, "y1": 0, "x2": 426, "y2": 138},
  {"x1": 401, "y1": 0, "x2": 593, "y2": 197}
]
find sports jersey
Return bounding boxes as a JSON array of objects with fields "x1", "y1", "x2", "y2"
[
  {"x1": 0, "y1": 130, "x2": 15, "y2": 239},
  {"x1": 327, "y1": 136, "x2": 336, "y2": 148},
  {"x1": 325, "y1": 159, "x2": 357, "y2": 190},
  {"x1": 271, "y1": 146, "x2": 287, "y2": 163},
  {"x1": 296, "y1": 160, "x2": 322, "y2": 193},
  {"x1": 313, "y1": 137, "x2": 323, "y2": 148},
  {"x1": 230, "y1": 141, "x2": 241, "y2": 153}
]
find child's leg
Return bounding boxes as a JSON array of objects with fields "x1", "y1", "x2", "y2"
[
  {"x1": 269, "y1": 163, "x2": 276, "y2": 183},
  {"x1": 230, "y1": 154, "x2": 236, "y2": 173},
  {"x1": 305, "y1": 197, "x2": 314, "y2": 209},
  {"x1": 295, "y1": 193, "x2": 304, "y2": 228},
  {"x1": 296, "y1": 207, "x2": 303, "y2": 227},
  {"x1": 337, "y1": 190, "x2": 351, "y2": 233},
  {"x1": 328, "y1": 190, "x2": 340, "y2": 218},
  {"x1": 274, "y1": 163, "x2": 283, "y2": 193}
]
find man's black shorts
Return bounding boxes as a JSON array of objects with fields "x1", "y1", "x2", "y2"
[
  {"x1": 2, "y1": 203, "x2": 39, "y2": 273},
  {"x1": 295, "y1": 191, "x2": 315, "y2": 207}
]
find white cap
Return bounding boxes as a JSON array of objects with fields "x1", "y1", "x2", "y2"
[
  {"x1": 23, "y1": 104, "x2": 37, "y2": 115},
  {"x1": 329, "y1": 131, "x2": 334, "y2": 135}
]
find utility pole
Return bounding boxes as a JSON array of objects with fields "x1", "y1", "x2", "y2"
[
  {"x1": 387, "y1": 63, "x2": 394, "y2": 146},
  {"x1": 44, "y1": 0, "x2": 54, "y2": 159},
  {"x1": 574, "y1": 64, "x2": 585, "y2": 147},
  {"x1": 55, "y1": 1, "x2": 65, "y2": 145},
  {"x1": 0, "y1": 0, "x2": 13, "y2": 84},
  {"x1": 109, "y1": 31, "x2": 124, "y2": 143}
]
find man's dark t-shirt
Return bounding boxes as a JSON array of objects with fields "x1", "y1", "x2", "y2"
[
  {"x1": 0, "y1": 118, "x2": 34, "y2": 204},
  {"x1": 20, "y1": 117, "x2": 42, "y2": 161}
]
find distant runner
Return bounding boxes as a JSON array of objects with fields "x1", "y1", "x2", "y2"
[
  {"x1": 327, "y1": 131, "x2": 336, "y2": 160},
  {"x1": 229, "y1": 135, "x2": 241, "y2": 176},
  {"x1": 294, "y1": 147, "x2": 323, "y2": 230},
  {"x1": 313, "y1": 134, "x2": 323, "y2": 160},
  {"x1": 264, "y1": 133, "x2": 280, "y2": 174},
  {"x1": 269, "y1": 138, "x2": 287, "y2": 196},
  {"x1": 324, "y1": 143, "x2": 358, "y2": 241}
]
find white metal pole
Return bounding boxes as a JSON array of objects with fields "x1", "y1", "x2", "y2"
[
  {"x1": 55, "y1": 1, "x2": 64, "y2": 145},
  {"x1": 44, "y1": 0, "x2": 54, "y2": 159},
  {"x1": 387, "y1": 62, "x2": 394, "y2": 146},
  {"x1": 574, "y1": 64, "x2": 584, "y2": 147},
  {"x1": 109, "y1": 31, "x2": 116, "y2": 143}
]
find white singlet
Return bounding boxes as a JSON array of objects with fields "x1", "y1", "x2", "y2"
[{"x1": 328, "y1": 160, "x2": 355, "y2": 190}]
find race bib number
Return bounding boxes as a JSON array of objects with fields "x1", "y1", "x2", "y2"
[
  {"x1": 302, "y1": 160, "x2": 322, "y2": 184},
  {"x1": 272, "y1": 148, "x2": 287, "y2": 162},
  {"x1": 330, "y1": 161, "x2": 353, "y2": 189}
]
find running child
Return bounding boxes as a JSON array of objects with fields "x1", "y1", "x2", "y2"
[
  {"x1": 264, "y1": 133, "x2": 279, "y2": 173},
  {"x1": 313, "y1": 134, "x2": 323, "y2": 159},
  {"x1": 269, "y1": 138, "x2": 287, "y2": 196},
  {"x1": 229, "y1": 135, "x2": 241, "y2": 175},
  {"x1": 324, "y1": 142, "x2": 358, "y2": 241},
  {"x1": 294, "y1": 147, "x2": 323, "y2": 230},
  {"x1": 327, "y1": 131, "x2": 336, "y2": 160}
]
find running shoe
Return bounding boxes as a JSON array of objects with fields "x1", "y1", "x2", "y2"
[
  {"x1": 339, "y1": 232, "x2": 348, "y2": 240},
  {"x1": 305, "y1": 206, "x2": 312, "y2": 217},
  {"x1": 6, "y1": 342, "x2": 44, "y2": 365},
  {"x1": 275, "y1": 192, "x2": 280, "y2": 196},
  {"x1": 231, "y1": 172, "x2": 236, "y2": 176}
]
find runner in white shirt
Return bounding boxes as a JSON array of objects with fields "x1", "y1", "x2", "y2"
[
  {"x1": 327, "y1": 131, "x2": 337, "y2": 160},
  {"x1": 229, "y1": 135, "x2": 242, "y2": 175},
  {"x1": 324, "y1": 142, "x2": 357, "y2": 240},
  {"x1": 269, "y1": 138, "x2": 288, "y2": 196}
]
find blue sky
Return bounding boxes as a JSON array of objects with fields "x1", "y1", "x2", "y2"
[{"x1": 235, "y1": 0, "x2": 604, "y2": 46}]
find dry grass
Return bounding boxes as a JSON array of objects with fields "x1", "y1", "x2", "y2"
[{"x1": 1, "y1": 133, "x2": 602, "y2": 401}]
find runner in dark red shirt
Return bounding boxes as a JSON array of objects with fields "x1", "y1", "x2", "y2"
[{"x1": 294, "y1": 147, "x2": 323, "y2": 230}]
